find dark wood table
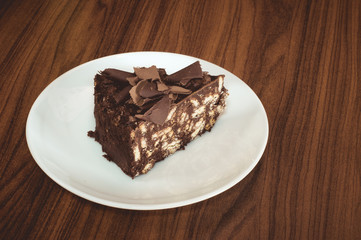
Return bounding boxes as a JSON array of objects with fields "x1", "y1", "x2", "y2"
[{"x1": 1, "y1": 0, "x2": 360, "y2": 239}]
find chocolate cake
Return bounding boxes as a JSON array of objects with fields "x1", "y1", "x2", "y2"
[{"x1": 88, "y1": 61, "x2": 228, "y2": 178}]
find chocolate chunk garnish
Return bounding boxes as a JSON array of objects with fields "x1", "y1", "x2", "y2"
[
  {"x1": 167, "y1": 85, "x2": 192, "y2": 95},
  {"x1": 138, "y1": 80, "x2": 163, "y2": 98},
  {"x1": 126, "y1": 76, "x2": 139, "y2": 86},
  {"x1": 129, "y1": 80, "x2": 150, "y2": 106},
  {"x1": 102, "y1": 68, "x2": 135, "y2": 85},
  {"x1": 134, "y1": 66, "x2": 160, "y2": 81},
  {"x1": 129, "y1": 80, "x2": 162, "y2": 106},
  {"x1": 135, "y1": 95, "x2": 171, "y2": 125},
  {"x1": 166, "y1": 61, "x2": 203, "y2": 86},
  {"x1": 156, "y1": 80, "x2": 169, "y2": 91}
]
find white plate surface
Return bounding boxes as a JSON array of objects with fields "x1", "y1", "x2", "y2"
[{"x1": 26, "y1": 52, "x2": 268, "y2": 210}]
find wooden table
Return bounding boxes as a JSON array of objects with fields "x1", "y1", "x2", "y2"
[{"x1": 1, "y1": 0, "x2": 360, "y2": 239}]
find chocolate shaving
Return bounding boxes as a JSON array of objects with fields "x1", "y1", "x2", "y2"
[
  {"x1": 129, "y1": 79, "x2": 163, "y2": 106},
  {"x1": 129, "y1": 80, "x2": 145, "y2": 106},
  {"x1": 138, "y1": 80, "x2": 163, "y2": 98},
  {"x1": 102, "y1": 69, "x2": 135, "y2": 85},
  {"x1": 126, "y1": 76, "x2": 139, "y2": 86},
  {"x1": 134, "y1": 66, "x2": 160, "y2": 81},
  {"x1": 156, "y1": 80, "x2": 169, "y2": 91},
  {"x1": 166, "y1": 61, "x2": 203, "y2": 86},
  {"x1": 167, "y1": 85, "x2": 191, "y2": 95},
  {"x1": 135, "y1": 95, "x2": 171, "y2": 125}
]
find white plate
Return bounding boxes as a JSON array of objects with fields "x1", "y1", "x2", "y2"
[{"x1": 26, "y1": 52, "x2": 268, "y2": 210}]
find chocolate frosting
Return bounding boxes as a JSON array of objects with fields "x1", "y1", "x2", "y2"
[{"x1": 99, "y1": 61, "x2": 205, "y2": 125}]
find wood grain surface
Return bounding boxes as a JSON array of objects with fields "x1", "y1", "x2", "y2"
[{"x1": 1, "y1": 0, "x2": 360, "y2": 239}]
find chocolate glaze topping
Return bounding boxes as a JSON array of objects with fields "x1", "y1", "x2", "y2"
[{"x1": 96, "y1": 61, "x2": 211, "y2": 125}]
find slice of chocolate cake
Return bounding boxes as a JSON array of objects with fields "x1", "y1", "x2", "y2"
[{"x1": 88, "y1": 61, "x2": 228, "y2": 178}]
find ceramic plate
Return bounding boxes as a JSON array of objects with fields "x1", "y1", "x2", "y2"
[{"x1": 26, "y1": 52, "x2": 268, "y2": 210}]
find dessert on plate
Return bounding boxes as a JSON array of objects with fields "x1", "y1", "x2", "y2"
[{"x1": 88, "y1": 61, "x2": 228, "y2": 178}]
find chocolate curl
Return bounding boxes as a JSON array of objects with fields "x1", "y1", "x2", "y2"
[
  {"x1": 129, "y1": 80, "x2": 153, "y2": 106},
  {"x1": 167, "y1": 85, "x2": 191, "y2": 94},
  {"x1": 138, "y1": 80, "x2": 163, "y2": 98},
  {"x1": 166, "y1": 61, "x2": 203, "y2": 86},
  {"x1": 156, "y1": 80, "x2": 169, "y2": 91},
  {"x1": 134, "y1": 66, "x2": 160, "y2": 81},
  {"x1": 126, "y1": 76, "x2": 139, "y2": 86},
  {"x1": 99, "y1": 69, "x2": 134, "y2": 104},
  {"x1": 102, "y1": 68, "x2": 135, "y2": 85},
  {"x1": 129, "y1": 80, "x2": 164, "y2": 106},
  {"x1": 135, "y1": 95, "x2": 171, "y2": 125}
]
